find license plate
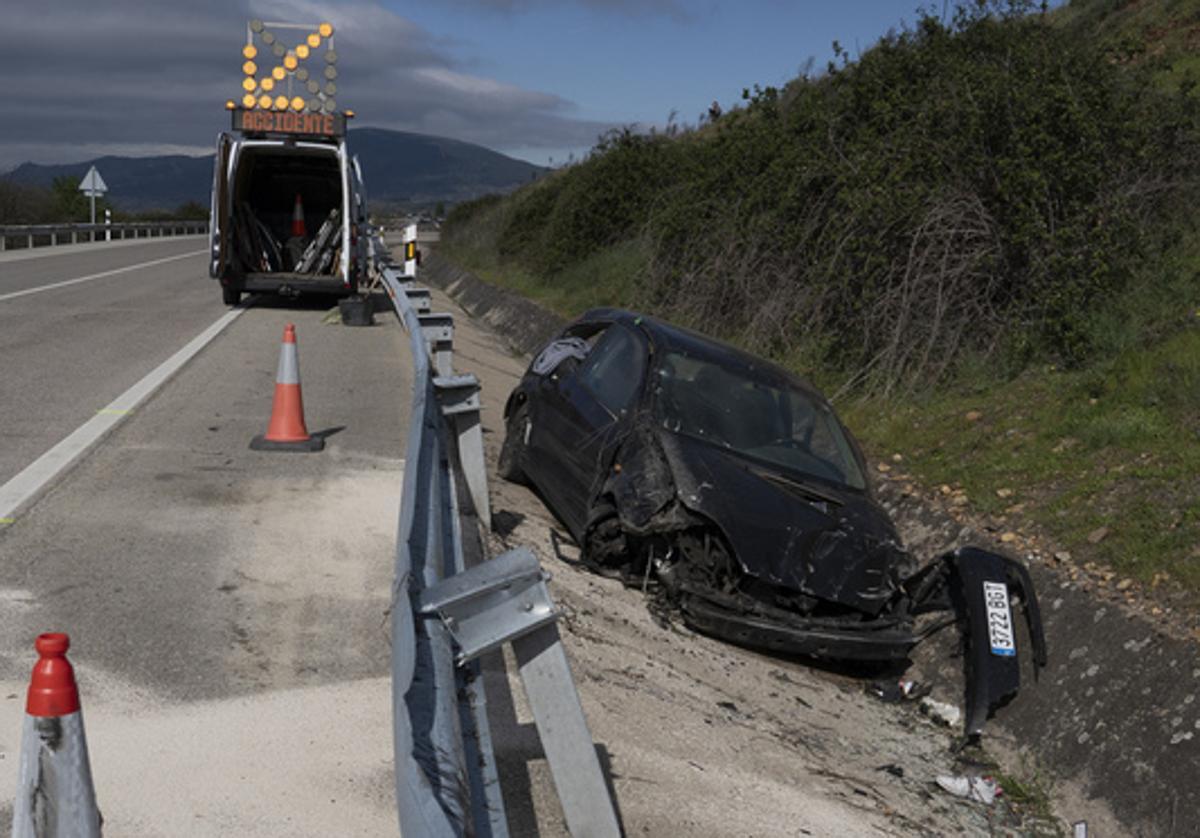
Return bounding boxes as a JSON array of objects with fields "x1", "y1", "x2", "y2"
[{"x1": 983, "y1": 581, "x2": 1016, "y2": 657}]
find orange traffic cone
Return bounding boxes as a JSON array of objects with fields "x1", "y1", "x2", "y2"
[
  {"x1": 12, "y1": 633, "x2": 102, "y2": 837},
  {"x1": 250, "y1": 323, "x2": 324, "y2": 452},
  {"x1": 291, "y1": 193, "x2": 306, "y2": 237}
]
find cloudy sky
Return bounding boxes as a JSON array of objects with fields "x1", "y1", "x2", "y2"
[{"x1": 1, "y1": 1, "x2": 1007, "y2": 171}]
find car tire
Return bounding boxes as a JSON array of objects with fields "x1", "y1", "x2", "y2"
[
  {"x1": 498, "y1": 402, "x2": 530, "y2": 484},
  {"x1": 222, "y1": 283, "x2": 242, "y2": 306}
]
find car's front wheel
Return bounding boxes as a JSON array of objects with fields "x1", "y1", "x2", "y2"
[
  {"x1": 221, "y1": 282, "x2": 242, "y2": 306},
  {"x1": 497, "y1": 402, "x2": 530, "y2": 484}
]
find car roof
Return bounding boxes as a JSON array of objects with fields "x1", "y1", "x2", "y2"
[{"x1": 576, "y1": 307, "x2": 830, "y2": 405}]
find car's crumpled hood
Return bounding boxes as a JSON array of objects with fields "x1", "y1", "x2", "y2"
[{"x1": 659, "y1": 431, "x2": 915, "y2": 616}]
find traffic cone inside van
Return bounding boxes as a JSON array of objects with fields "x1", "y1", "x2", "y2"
[
  {"x1": 291, "y1": 193, "x2": 306, "y2": 237},
  {"x1": 251, "y1": 323, "x2": 325, "y2": 452},
  {"x1": 11, "y1": 633, "x2": 102, "y2": 838}
]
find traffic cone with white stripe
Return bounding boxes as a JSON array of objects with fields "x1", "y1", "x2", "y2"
[
  {"x1": 250, "y1": 323, "x2": 324, "y2": 452},
  {"x1": 11, "y1": 633, "x2": 102, "y2": 838},
  {"x1": 291, "y1": 193, "x2": 306, "y2": 238}
]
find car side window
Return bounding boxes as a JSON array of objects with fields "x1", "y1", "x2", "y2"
[{"x1": 576, "y1": 325, "x2": 645, "y2": 415}]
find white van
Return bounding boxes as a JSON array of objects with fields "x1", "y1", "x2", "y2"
[{"x1": 208, "y1": 120, "x2": 368, "y2": 305}]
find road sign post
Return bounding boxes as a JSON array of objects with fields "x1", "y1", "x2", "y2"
[{"x1": 77, "y1": 166, "x2": 108, "y2": 227}]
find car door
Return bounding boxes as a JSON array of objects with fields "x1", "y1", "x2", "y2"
[
  {"x1": 533, "y1": 323, "x2": 648, "y2": 536},
  {"x1": 520, "y1": 321, "x2": 607, "y2": 498}
]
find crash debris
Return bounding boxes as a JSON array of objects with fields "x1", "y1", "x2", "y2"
[{"x1": 935, "y1": 774, "x2": 1002, "y2": 805}]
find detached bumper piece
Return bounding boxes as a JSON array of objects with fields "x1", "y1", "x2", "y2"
[{"x1": 948, "y1": 547, "x2": 1048, "y2": 738}]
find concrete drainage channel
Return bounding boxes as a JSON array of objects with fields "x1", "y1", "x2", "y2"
[{"x1": 416, "y1": 248, "x2": 1199, "y2": 837}]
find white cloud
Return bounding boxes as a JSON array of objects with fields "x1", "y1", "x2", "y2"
[
  {"x1": 414, "y1": 67, "x2": 561, "y2": 106},
  {"x1": 0, "y1": 0, "x2": 616, "y2": 170}
]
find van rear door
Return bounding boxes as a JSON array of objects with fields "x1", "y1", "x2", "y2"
[
  {"x1": 208, "y1": 132, "x2": 233, "y2": 279},
  {"x1": 336, "y1": 141, "x2": 352, "y2": 285}
]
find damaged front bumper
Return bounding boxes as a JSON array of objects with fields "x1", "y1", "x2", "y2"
[
  {"x1": 680, "y1": 592, "x2": 922, "y2": 661},
  {"x1": 673, "y1": 545, "x2": 1047, "y2": 736}
]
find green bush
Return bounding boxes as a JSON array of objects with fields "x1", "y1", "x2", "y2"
[{"x1": 444, "y1": 0, "x2": 1200, "y2": 394}]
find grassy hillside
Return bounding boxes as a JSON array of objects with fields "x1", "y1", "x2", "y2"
[
  {"x1": 1059, "y1": 0, "x2": 1200, "y2": 93},
  {"x1": 442, "y1": 0, "x2": 1200, "y2": 600}
]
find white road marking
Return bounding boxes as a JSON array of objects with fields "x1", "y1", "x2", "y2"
[
  {"x1": 0, "y1": 306, "x2": 245, "y2": 523},
  {"x1": 0, "y1": 249, "x2": 207, "y2": 302}
]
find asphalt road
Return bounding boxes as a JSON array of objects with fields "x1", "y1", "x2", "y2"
[
  {"x1": 0, "y1": 236, "x2": 216, "y2": 488},
  {"x1": 0, "y1": 238, "x2": 409, "y2": 833}
]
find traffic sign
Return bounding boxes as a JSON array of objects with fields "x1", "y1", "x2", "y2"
[
  {"x1": 78, "y1": 166, "x2": 108, "y2": 197},
  {"x1": 78, "y1": 166, "x2": 108, "y2": 224}
]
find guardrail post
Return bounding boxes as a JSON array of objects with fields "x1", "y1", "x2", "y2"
[
  {"x1": 418, "y1": 548, "x2": 622, "y2": 838},
  {"x1": 513, "y1": 625, "x2": 622, "y2": 837},
  {"x1": 27, "y1": 233, "x2": 33, "y2": 249},
  {"x1": 418, "y1": 313, "x2": 455, "y2": 378},
  {"x1": 434, "y1": 374, "x2": 491, "y2": 530},
  {"x1": 405, "y1": 287, "x2": 433, "y2": 314}
]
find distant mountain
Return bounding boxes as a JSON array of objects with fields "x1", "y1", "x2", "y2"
[
  {"x1": 2, "y1": 128, "x2": 548, "y2": 212},
  {"x1": 349, "y1": 128, "x2": 548, "y2": 206},
  {"x1": 4, "y1": 155, "x2": 214, "y2": 213}
]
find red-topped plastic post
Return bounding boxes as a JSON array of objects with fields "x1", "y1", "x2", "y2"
[
  {"x1": 26, "y1": 632, "x2": 81, "y2": 717},
  {"x1": 11, "y1": 632, "x2": 101, "y2": 837}
]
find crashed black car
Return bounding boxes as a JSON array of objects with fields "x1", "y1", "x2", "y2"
[{"x1": 500, "y1": 308, "x2": 1046, "y2": 735}]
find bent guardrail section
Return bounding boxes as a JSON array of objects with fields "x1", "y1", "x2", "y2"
[
  {"x1": 372, "y1": 226, "x2": 620, "y2": 837},
  {"x1": 0, "y1": 221, "x2": 208, "y2": 251}
]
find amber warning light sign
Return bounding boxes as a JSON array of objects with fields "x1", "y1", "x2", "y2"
[
  {"x1": 231, "y1": 20, "x2": 344, "y2": 120},
  {"x1": 233, "y1": 108, "x2": 345, "y2": 137}
]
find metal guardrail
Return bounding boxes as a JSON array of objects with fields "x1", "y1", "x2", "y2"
[
  {"x1": 0, "y1": 221, "x2": 209, "y2": 251},
  {"x1": 373, "y1": 227, "x2": 620, "y2": 837}
]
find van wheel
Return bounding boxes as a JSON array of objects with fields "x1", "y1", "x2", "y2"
[
  {"x1": 222, "y1": 284, "x2": 242, "y2": 306},
  {"x1": 498, "y1": 402, "x2": 530, "y2": 484}
]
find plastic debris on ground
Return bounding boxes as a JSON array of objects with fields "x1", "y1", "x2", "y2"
[
  {"x1": 869, "y1": 678, "x2": 930, "y2": 703},
  {"x1": 935, "y1": 774, "x2": 1001, "y2": 805},
  {"x1": 919, "y1": 697, "x2": 962, "y2": 727}
]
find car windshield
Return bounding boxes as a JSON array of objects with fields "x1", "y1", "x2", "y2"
[{"x1": 652, "y1": 351, "x2": 867, "y2": 491}]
